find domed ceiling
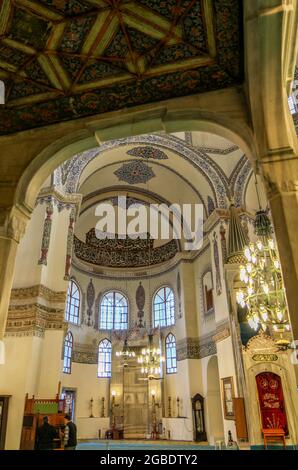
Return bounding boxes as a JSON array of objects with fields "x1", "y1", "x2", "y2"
[
  {"x1": 51, "y1": 131, "x2": 268, "y2": 272},
  {"x1": 0, "y1": 0, "x2": 243, "y2": 135}
]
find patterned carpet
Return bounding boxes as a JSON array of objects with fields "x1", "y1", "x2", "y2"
[{"x1": 77, "y1": 440, "x2": 214, "y2": 451}]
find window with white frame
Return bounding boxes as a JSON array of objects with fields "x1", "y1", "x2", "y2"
[
  {"x1": 98, "y1": 339, "x2": 112, "y2": 378},
  {"x1": 166, "y1": 333, "x2": 177, "y2": 374},
  {"x1": 153, "y1": 286, "x2": 175, "y2": 327},
  {"x1": 99, "y1": 291, "x2": 128, "y2": 330},
  {"x1": 63, "y1": 331, "x2": 73, "y2": 374},
  {"x1": 65, "y1": 280, "x2": 80, "y2": 324}
]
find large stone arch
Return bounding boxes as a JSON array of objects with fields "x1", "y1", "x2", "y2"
[{"x1": 14, "y1": 109, "x2": 257, "y2": 216}]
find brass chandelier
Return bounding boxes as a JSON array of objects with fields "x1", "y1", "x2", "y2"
[
  {"x1": 137, "y1": 333, "x2": 164, "y2": 378},
  {"x1": 115, "y1": 338, "x2": 136, "y2": 365},
  {"x1": 236, "y1": 210, "x2": 290, "y2": 348}
]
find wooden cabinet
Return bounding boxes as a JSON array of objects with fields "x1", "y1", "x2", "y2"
[
  {"x1": 0, "y1": 395, "x2": 10, "y2": 450},
  {"x1": 192, "y1": 394, "x2": 207, "y2": 442},
  {"x1": 233, "y1": 397, "x2": 248, "y2": 440}
]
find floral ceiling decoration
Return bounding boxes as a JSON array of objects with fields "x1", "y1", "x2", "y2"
[
  {"x1": 0, "y1": 0, "x2": 243, "y2": 135},
  {"x1": 126, "y1": 146, "x2": 168, "y2": 160},
  {"x1": 114, "y1": 160, "x2": 155, "y2": 184}
]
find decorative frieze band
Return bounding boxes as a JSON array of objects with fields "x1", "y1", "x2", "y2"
[
  {"x1": 177, "y1": 335, "x2": 216, "y2": 361},
  {"x1": 5, "y1": 305, "x2": 66, "y2": 337},
  {"x1": 10, "y1": 284, "x2": 66, "y2": 303},
  {"x1": 6, "y1": 284, "x2": 67, "y2": 337},
  {"x1": 212, "y1": 327, "x2": 230, "y2": 343},
  {"x1": 36, "y1": 186, "x2": 82, "y2": 214},
  {"x1": 212, "y1": 319, "x2": 231, "y2": 343},
  {"x1": 72, "y1": 343, "x2": 98, "y2": 364}
]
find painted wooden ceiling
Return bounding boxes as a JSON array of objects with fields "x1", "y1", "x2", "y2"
[{"x1": 0, "y1": 0, "x2": 243, "y2": 135}]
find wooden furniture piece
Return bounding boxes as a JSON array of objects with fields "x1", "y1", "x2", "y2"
[
  {"x1": 20, "y1": 394, "x2": 66, "y2": 450},
  {"x1": 0, "y1": 396, "x2": 11, "y2": 450},
  {"x1": 262, "y1": 428, "x2": 286, "y2": 449},
  {"x1": 233, "y1": 397, "x2": 248, "y2": 440},
  {"x1": 192, "y1": 394, "x2": 207, "y2": 442},
  {"x1": 105, "y1": 428, "x2": 124, "y2": 439}
]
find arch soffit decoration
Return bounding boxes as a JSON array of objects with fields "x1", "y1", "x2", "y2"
[
  {"x1": 58, "y1": 134, "x2": 245, "y2": 209},
  {"x1": 15, "y1": 111, "x2": 257, "y2": 216}
]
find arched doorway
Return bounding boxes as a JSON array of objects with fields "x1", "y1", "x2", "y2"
[{"x1": 206, "y1": 355, "x2": 224, "y2": 444}]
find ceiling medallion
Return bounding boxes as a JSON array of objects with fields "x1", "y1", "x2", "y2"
[{"x1": 114, "y1": 161, "x2": 155, "y2": 185}]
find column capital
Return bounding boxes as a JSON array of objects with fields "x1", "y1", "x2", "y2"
[
  {"x1": 259, "y1": 155, "x2": 298, "y2": 199},
  {"x1": 0, "y1": 205, "x2": 31, "y2": 243}
]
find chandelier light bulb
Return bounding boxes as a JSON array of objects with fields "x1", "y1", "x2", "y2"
[
  {"x1": 236, "y1": 290, "x2": 244, "y2": 303},
  {"x1": 240, "y1": 267, "x2": 246, "y2": 282},
  {"x1": 274, "y1": 260, "x2": 280, "y2": 269},
  {"x1": 263, "y1": 284, "x2": 269, "y2": 294},
  {"x1": 268, "y1": 239, "x2": 275, "y2": 250},
  {"x1": 256, "y1": 241, "x2": 263, "y2": 250},
  {"x1": 246, "y1": 263, "x2": 252, "y2": 273},
  {"x1": 276, "y1": 310, "x2": 283, "y2": 322},
  {"x1": 248, "y1": 318, "x2": 258, "y2": 330},
  {"x1": 244, "y1": 247, "x2": 251, "y2": 261},
  {"x1": 261, "y1": 311, "x2": 268, "y2": 322}
]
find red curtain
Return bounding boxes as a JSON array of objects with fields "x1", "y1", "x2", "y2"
[{"x1": 256, "y1": 372, "x2": 288, "y2": 434}]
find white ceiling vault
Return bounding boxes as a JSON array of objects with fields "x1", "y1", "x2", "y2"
[
  {"x1": 53, "y1": 131, "x2": 256, "y2": 211},
  {"x1": 52, "y1": 130, "x2": 267, "y2": 271},
  {"x1": 53, "y1": 132, "x2": 268, "y2": 273}
]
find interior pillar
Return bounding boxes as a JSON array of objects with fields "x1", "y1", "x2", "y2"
[
  {"x1": 0, "y1": 207, "x2": 29, "y2": 362},
  {"x1": 261, "y1": 157, "x2": 298, "y2": 381}
]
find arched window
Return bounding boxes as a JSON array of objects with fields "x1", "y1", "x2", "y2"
[
  {"x1": 166, "y1": 333, "x2": 177, "y2": 374},
  {"x1": 98, "y1": 339, "x2": 112, "y2": 378},
  {"x1": 100, "y1": 291, "x2": 128, "y2": 330},
  {"x1": 202, "y1": 270, "x2": 214, "y2": 315},
  {"x1": 153, "y1": 286, "x2": 175, "y2": 327},
  {"x1": 65, "y1": 280, "x2": 80, "y2": 324},
  {"x1": 63, "y1": 331, "x2": 73, "y2": 374}
]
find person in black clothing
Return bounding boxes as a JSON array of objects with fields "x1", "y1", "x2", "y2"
[
  {"x1": 63, "y1": 414, "x2": 77, "y2": 450},
  {"x1": 35, "y1": 416, "x2": 57, "y2": 450}
]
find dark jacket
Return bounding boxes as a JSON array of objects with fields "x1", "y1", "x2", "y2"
[
  {"x1": 36, "y1": 422, "x2": 57, "y2": 450},
  {"x1": 65, "y1": 421, "x2": 77, "y2": 448}
]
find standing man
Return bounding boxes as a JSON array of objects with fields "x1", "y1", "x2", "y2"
[
  {"x1": 64, "y1": 414, "x2": 77, "y2": 450},
  {"x1": 35, "y1": 416, "x2": 57, "y2": 450}
]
